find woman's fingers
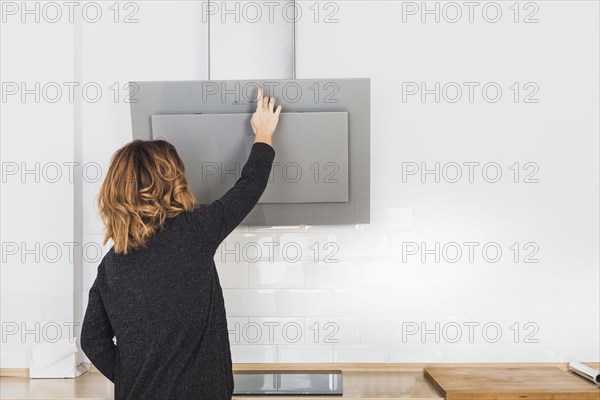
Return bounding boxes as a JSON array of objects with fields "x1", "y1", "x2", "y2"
[
  {"x1": 268, "y1": 96, "x2": 275, "y2": 112},
  {"x1": 256, "y1": 87, "x2": 263, "y2": 112},
  {"x1": 255, "y1": 87, "x2": 281, "y2": 115},
  {"x1": 250, "y1": 87, "x2": 283, "y2": 136}
]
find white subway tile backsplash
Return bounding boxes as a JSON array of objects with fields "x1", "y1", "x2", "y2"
[
  {"x1": 278, "y1": 345, "x2": 334, "y2": 363},
  {"x1": 357, "y1": 260, "x2": 404, "y2": 288},
  {"x1": 384, "y1": 259, "x2": 453, "y2": 287},
  {"x1": 388, "y1": 285, "x2": 449, "y2": 315},
  {"x1": 332, "y1": 288, "x2": 392, "y2": 316},
  {"x1": 246, "y1": 317, "x2": 306, "y2": 345},
  {"x1": 277, "y1": 229, "x2": 389, "y2": 262},
  {"x1": 226, "y1": 317, "x2": 249, "y2": 346},
  {"x1": 277, "y1": 289, "x2": 333, "y2": 316},
  {"x1": 557, "y1": 283, "x2": 599, "y2": 314},
  {"x1": 304, "y1": 317, "x2": 361, "y2": 345},
  {"x1": 360, "y1": 316, "x2": 403, "y2": 344},
  {"x1": 216, "y1": 233, "x2": 278, "y2": 264},
  {"x1": 216, "y1": 262, "x2": 249, "y2": 288},
  {"x1": 304, "y1": 261, "x2": 360, "y2": 288},
  {"x1": 385, "y1": 208, "x2": 414, "y2": 229},
  {"x1": 445, "y1": 344, "x2": 504, "y2": 363},
  {"x1": 443, "y1": 284, "x2": 558, "y2": 317},
  {"x1": 330, "y1": 231, "x2": 389, "y2": 260},
  {"x1": 277, "y1": 233, "x2": 332, "y2": 262},
  {"x1": 559, "y1": 342, "x2": 600, "y2": 361},
  {"x1": 249, "y1": 261, "x2": 304, "y2": 288},
  {"x1": 231, "y1": 345, "x2": 277, "y2": 363},
  {"x1": 501, "y1": 342, "x2": 560, "y2": 362},
  {"x1": 333, "y1": 345, "x2": 389, "y2": 363},
  {"x1": 552, "y1": 315, "x2": 600, "y2": 343},
  {"x1": 227, "y1": 317, "x2": 249, "y2": 325},
  {"x1": 223, "y1": 289, "x2": 276, "y2": 316},
  {"x1": 390, "y1": 344, "x2": 446, "y2": 363}
]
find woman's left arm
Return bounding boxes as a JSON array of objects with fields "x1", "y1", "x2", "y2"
[{"x1": 81, "y1": 264, "x2": 117, "y2": 383}]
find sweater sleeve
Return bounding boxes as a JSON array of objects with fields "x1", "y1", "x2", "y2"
[
  {"x1": 80, "y1": 262, "x2": 117, "y2": 383},
  {"x1": 199, "y1": 141, "x2": 275, "y2": 250}
]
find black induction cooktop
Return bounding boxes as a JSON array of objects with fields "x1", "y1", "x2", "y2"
[{"x1": 233, "y1": 370, "x2": 343, "y2": 395}]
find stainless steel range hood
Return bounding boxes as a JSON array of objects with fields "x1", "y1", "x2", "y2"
[{"x1": 128, "y1": 78, "x2": 371, "y2": 226}]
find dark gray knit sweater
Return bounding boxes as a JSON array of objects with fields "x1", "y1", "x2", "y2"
[{"x1": 81, "y1": 142, "x2": 275, "y2": 400}]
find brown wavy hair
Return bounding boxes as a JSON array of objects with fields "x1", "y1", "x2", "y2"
[{"x1": 98, "y1": 139, "x2": 197, "y2": 254}]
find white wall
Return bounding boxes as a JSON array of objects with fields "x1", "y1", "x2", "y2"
[
  {"x1": 1, "y1": 0, "x2": 209, "y2": 369},
  {"x1": 1, "y1": 7, "x2": 76, "y2": 367},
  {"x1": 209, "y1": 0, "x2": 295, "y2": 79},
  {"x1": 1, "y1": 1, "x2": 598, "y2": 368},
  {"x1": 291, "y1": 0, "x2": 600, "y2": 362}
]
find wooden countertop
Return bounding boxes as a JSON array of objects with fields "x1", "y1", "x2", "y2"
[
  {"x1": 0, "y1": 369, "x2": 441, "y2": 400},
  {"x1": 1, "y1": 363, "x2": 598, "y2": 400}
]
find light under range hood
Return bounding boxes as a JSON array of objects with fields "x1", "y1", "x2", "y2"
[{"x1": 233, "y1": 370, "x2": 343, "y2": 395}]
